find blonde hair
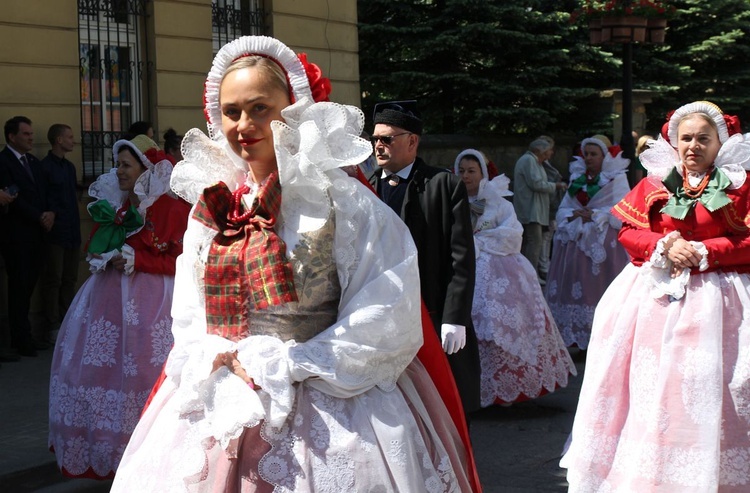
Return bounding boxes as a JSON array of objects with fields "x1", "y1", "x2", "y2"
[
  {"x1": 220, "y1": 55, "x2": 290, "y2": 99},
  {"x1": 636, "y1": 134, "x2": 653, "y2": 156}
]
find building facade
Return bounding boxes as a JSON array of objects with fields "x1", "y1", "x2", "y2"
[{"x1": 0, "y1": 0, "x2": 361, "y2": 181}]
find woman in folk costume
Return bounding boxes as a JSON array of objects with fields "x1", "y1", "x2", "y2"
[
  {"x1": 455, "y1": 150, "x2": 575, "y2": 407},
  {"x1": 111, "y1": 36, "x2": 479, "y2": 492},
  {"x1": 49, "y1": 136, "x2": 190, "y2": 479},
  {"x1": 561, "y1": 101, "x2": 750, "y2": 491},
  {"x1": 545, "y1": 135, "x2": 630, "y2": 348}
]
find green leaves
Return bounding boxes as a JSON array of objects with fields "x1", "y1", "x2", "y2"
[{"x1": 359, "y1": 0, "x2": 750, "y2": 136}]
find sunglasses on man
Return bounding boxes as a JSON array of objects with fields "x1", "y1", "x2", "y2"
[{"x1": 370, "y1": 132, "x2": 412, "y2": 146}]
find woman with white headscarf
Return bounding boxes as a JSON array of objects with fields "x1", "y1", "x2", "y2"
[
  {"x1": 455, "y1": 149, "x2": 575, "y2": 407},
  {"x1": 49, "y1": 136, "x2": 191, "y2": 479},
  {"x1": 561, "y1": 101, "x2": 750, "y2": 491},
  {"x1": 545, "y1": 135, "x2": 631, "y2": 349}
]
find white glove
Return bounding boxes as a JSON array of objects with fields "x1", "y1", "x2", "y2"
[{"x1": 441, "y1": 323, "x2": 466, "y2": 355}]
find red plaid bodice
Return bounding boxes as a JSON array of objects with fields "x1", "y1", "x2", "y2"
[
  {"x1": 193, "y1": 174, "x2": 341, "y2": 342},
  {"x1": 193, "y1": 174, "x2": 298, "y2": 340}
]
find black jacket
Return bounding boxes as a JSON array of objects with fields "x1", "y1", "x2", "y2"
[
  {"x1": 370, "y1": 157, "x2": 480, "y2": 412},
  {"x1": 0, "y1": 146, "x2": 48, "y2": 245}
]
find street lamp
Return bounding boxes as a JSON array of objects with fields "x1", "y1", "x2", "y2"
[{"x1": 588, "y1": 1, "x2": 668, "y2": 185}]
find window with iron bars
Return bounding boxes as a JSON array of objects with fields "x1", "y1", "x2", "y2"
[
  {"x1": 212, "y1": 0, "x2": 267, "y2": 54},
  {"x1": 78, "y1": 0, "x2": 151, "y2": 181}
]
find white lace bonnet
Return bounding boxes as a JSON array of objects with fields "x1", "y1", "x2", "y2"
[
  {"x1": 112, "y1": 134, "x2": 170, "y2": 170},
  {"x1": 171, "y1": 35, "x2": 373, "y2": 220},
  {"x1": 203, "y1": 36, "x2": 313, "y2": 140},
  {"x1": 667, "y1": 101, "x2": 729, "y2": 145},
  {"x1": 89, "y1": 134, "x2": 175, "y2": 226},
  {"x1": 111, "y1": 135, "x2": 175, "y2": 203},
  {"x1": 579, "y1": 134, "x2": 612, "y2": 158},
  {"x1": 571, "y1": 134, "x2": 629, "y2": 181}
]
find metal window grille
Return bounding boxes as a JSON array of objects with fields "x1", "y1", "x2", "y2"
[
  {"x1": 78, "y1": 0, "x2": 152, "y2": 181},
  {"x1": 212, "y1": 0, "x2": 267, "y2": 54}
]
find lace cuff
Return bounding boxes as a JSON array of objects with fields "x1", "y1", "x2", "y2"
[
  {"x1": 236, "y1": 335, "x2": 296, "y2": 429},
  {"x1": 690, "y1": 241, "x2": 709, "y2": 271},
  {"x1": 121, "y1": 244, "x2": 135, "y2": 275},
  {"x1": 172, "y1": 335, "x2": 265, "y2": 452},
  {"x1": 591, "y1": 209, "x2": 609, "y2": 232},
  {"x1": 87, "y1": 249, "x2": 118, "y2": 273},
  {"x1": 650, "y1": 230, "x2": 682, "y2": 269},
  {"x1": 641, "y1": 231, "x2": 690, "y2": 299}
]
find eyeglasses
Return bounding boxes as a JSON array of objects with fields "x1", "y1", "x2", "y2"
[{"x1": 370, "y1": 132, "x2": 411, "y2": 146}]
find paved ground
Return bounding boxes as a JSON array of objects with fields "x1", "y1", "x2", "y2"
[{"x1": 0, "y1": 346, "x2": 585, "y2": 492}]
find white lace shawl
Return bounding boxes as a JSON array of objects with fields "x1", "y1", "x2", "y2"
[
  {"x1": 473, "y1": 174, "x2": 520, "y2": 256},
  {"x1": 473, "y1": 203, "x2": 522, "y2": 259},
  {"x1": 164, "y1": 97, "x2": 423, "y2": 451},
  {"x1": 555, "y1": 173, "x2": 630, "y2": 264}
]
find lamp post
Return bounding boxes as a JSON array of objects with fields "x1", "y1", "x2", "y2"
[
  {"x1": 589, "y1": 1, "x2": 668, "y2": 186},
  {"x1": 622, "y1": 42, "x2": 635, "y2": 186}
]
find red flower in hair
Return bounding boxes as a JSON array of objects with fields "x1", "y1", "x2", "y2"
[
  {"x1": 298, "y1": 53, "x2": 331, "y2": 103},
  {"x1": 724, "y1": 114, "x2": 742, "y2": 137},
  {"x1": 660, "y1": 109, "x2": 676, "y2": 143},
  {"x1": 487, "y1": 160, "x2": 500, "y2": 180},
  {"x1": 145, "y1": 148, "x2": 176, "y2": 167}
]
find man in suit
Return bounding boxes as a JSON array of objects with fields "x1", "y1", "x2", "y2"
[
  {"x1": 0, "y1": 116, "x2": 54, "y2": 356},
  {"x1": 368, "y1": 102, "x2": 480, "y2": 416}
]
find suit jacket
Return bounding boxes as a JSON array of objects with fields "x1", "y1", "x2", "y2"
[
  {"x1": 370, "y1": 157, "x2": 480, "y2": 412},
  {"x1": 0, "y1": 146, "x2": 48, "y2": 245}
]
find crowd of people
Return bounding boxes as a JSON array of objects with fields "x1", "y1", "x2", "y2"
[{"x1": 2, "y1": 33, "x2": 750, "y2": 492}]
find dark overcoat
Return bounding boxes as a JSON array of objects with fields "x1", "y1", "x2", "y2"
[{"x1": 370, "y1": 157, "x2": 481, "y2": 413}]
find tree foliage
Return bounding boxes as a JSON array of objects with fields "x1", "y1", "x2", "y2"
[
  {"x1": 358, "y1": 0, "x2": 750, "y2": 137},
  {"x1": 634, "y1": 0, "x2": 750, "y2": 131}
]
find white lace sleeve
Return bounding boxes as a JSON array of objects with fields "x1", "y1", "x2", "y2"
[
  {"x1": 121, "y1": 243, "x2": 135, "y2": 275},
  {"x1": 651, "y1": 230, "x2": 682, "y2": 269},
  {"x1": 282, "y1": 177, "x2": 422, "y2": 398},
  {"x1": 640, "y1": 231, "x2": 693, "y2": 299},
  {"x1": 554, "y1": 193, "x2": 581, "y2": 243}
]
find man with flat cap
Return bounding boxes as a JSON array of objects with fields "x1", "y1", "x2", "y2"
[{"x1": 368, "y1": 101, "x2": 480, "y2": 416}]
